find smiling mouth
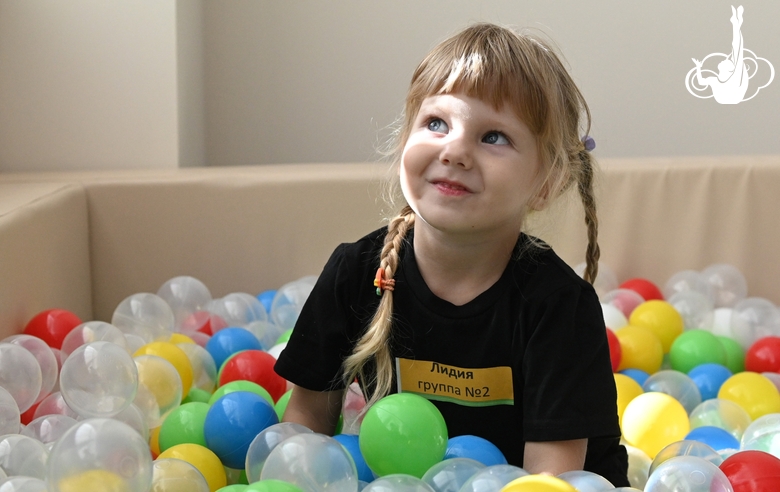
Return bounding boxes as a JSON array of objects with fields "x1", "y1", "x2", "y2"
[{"x1": 432, "y1": 180, "x2": 472, "y2": 195}]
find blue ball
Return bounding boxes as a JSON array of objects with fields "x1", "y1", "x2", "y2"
[
  {"x1": 444, "y1": 435, "x2": 507, "y2": 466},
  {"x1": 688, "y1": 363, "x2": 733, "y2": 401},
  {"x1": 257, "y1": 290, "x2": 277, "y2": 314},
  {"x1": 685, "y1": 426, "x2": 740, "y2": 452},
  {"x1": 620, "y1": 368, "x2": 650, "y2": 387},
  {"x1": 205, "y1": 326, "x2": 263, "y2": 370},
  {"x1": 333, "y1": 433, "x2": 374, "y2": 483},
  {"x1": 204, "y1": 391, "x2": 279, "y2": 469}
]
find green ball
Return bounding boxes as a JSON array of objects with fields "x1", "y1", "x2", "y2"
[
  {"x1": 274, "y1": 389, "x2": 292, "y2": 421},
  {"x1": 158, "y1": 402, "x2": 210, "y2": 452},
  {"x1": 210, "y1": 380, "x2": 273, "y2": 407},
  {"x1": 276, "y1": 329, "x2": 293, "y2": 345},
  {"x1": 245, "y1": 480, "x2": 304, "y2": 492},
  {"x1": 359, "y1": 393, "x2": 447, "y2": 478},
  {"x1": 182, "y1": 387, "x2": 212, "y2": 404},
  {"x1": 718, "y1": 336, "x2": 746, "y2": 373},
  {"x1": 216, "y1": 485, "x2": 249, "y2": 492},
  {"x1": 669, "y1": 329, "x2": 727, "y2": 373}
]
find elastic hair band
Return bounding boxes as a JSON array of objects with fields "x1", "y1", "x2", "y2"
[
  {"x1": 374, "y1": 268, "x2": 395, "y2": 296},
  {"x1": 582, "y1": 136, "x2": 596, "y2": 152}
]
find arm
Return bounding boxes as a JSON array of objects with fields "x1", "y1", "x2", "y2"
[
  {"x1": 282, "y1": 384, "x2": 344, "y2": 435},
  {"x1": 523, "y1": 439, "x2": 588, "y2": 475}
]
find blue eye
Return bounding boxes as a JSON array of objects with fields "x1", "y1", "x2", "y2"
[
  {"x1": 427, "y1": 118, "x2": 449, "y2": 133},
  {"x1": 483, "y1": 132, "x2": 509, "y2": 145}
]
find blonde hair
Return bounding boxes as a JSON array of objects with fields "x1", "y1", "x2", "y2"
[{"x1": 343, "y1": 22, "x2": 599, "y2": 410}]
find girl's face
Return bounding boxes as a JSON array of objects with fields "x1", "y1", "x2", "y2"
[{"x1": 400, "y1": 93, "x2": 543, "y2": 239}]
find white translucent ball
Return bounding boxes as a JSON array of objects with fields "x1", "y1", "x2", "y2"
[
  {"x1": 664, "y1": 270, "x2": 714, "y2": 303},
  {"x1": 0, "y1": 476, "x2": 48, "y2": 491},
  {"x1": 601, "y1": 289, "x2": 645, "y2": 318},
  {"x1": 207, "y1": 292, "x2": 267, "y2": 332},
  {"x1": 421, "y1": 458, "x2": 485, "y2": 492},
  {"x1": 156, "y1": 276, "x2": 213, "y2": 331},
  {"x1": 1, "y1": 335, "x2": 58, "y2": 406},
  {"x1": 732, "y1": 297, "x2": 780, "y2": 349},
  {"x1": 701, "y1": 264, "x2": 748, "y2": 308},
  {"x1": 363, "y1": 474, "x2": 434, "y2": 492},
  {"x1": 644, "y1": 455, "x2": 733, "y2": 492},
  {"x1": 175, "y1": 343, "x2": 217, "y2": 393},
  {"x1": 705, "y1": 308, "x2": 747, "y2": 340},
  {"x1": 47, "y1": 418, "x2": 153, "y2": 492},
  {"x1": 244, "y1": 422, "x2": 314, "y2": 483},
  {"x1": 111, "y1": 403, "x2": 149, "y2": 442},
  {"x1": 0, "y1": 434, "x2": 49, "y2": 480},
  {"x1": 649, "y1": 440, "x2": 722, "y2": 476},
  {"x1": 112, "y1": 293, "x2": 176, "y2": 343},
  {"x1": 0, "y1": 343, "x2": 42, "y2": 413},
  {"x1": 133, "y1": 355, "x2": 182, "y2": 425},
  {"x1": 457, "y1": 464, "x2": 528, "y2": 492},
  {"x1": 21, "y1": 414, "x2": 78, "y2": 449},
  {"x1": 266, "y1": 342, "x2": 287, "y2": 360},
  {"x1": 600, "y1": 303, "x2": 628, "y2": 331},
  {"x1": 0, "y1": 386, "x2": 21, "y2": 435},
  {"x1": 575, "y1": 261, "x2": 619, "y2": 298},
  {"x1": 689, "y1": 399, "x2": 752, "y2": 441},
  {"x1": 623, "y1": 444, "x2": 652, "y2": 490},
  {"x1": 245, "y1": 320, "x2": 284, "y2": 351},
  {"x1": 60, "y1": 322, "x2": 128, "y2": 359},
  {"x1": 557, "y1": 469, "x2": 614, "y2": 491},
  {"x1": 642, "y1": 370, "x2": 702, "y2": 415},
  {"x1": 740, "y1": 413, "x2": 780, "y2": 457},
  {"x1": 668, "y1": 291, "x2": 715, "y2": 331},
  {"x1": 150, "y1": 458, "x2": 210, "y2": 492},
  {"x1": 271, "y1": 276, "x2": 318, "y2": 331},
  {"x1": 33, "y1": 392, "x2": 79, "y2": 420}
]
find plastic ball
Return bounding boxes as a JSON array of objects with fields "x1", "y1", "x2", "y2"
[
  {"x1": 457, "y1": 464, "x2": 528, "y2": 492},
  {"x1": 112, "y1": 292, "x2": 176, "y2": 342},
  {"x1": 204, "y1": 391, "x2": 279, "y2": 469},
  {"x1": 620, "y1": 368, "x2": 650, "y2": 386},
  {"x1": 182, "y1": 310, "x2": 222, "y2": 336},
  {"x1": 600, "y1": 303, "x2": 628, "y2": 332},
  {"x1": 205, "y1": 327, "x2": 263, "y2": 370},
  {"x1": 273, "y1": 389, "x2": 291, "y2": 421},
  {"x1": 48, "y1": 418, "x2": 153, "y2": 492},
  {"x1": 359, "y1": 393, "x2": 448, "y2": 477},
  {"x1": 573, "y1": 261, "x2": 618, "y2": 298},
  {"x1": 363, "y1": 474, "x2": 434, "y2": 492},
  {"x1": 605, "y1": 328, "x2": 622, "y2": 372},
  {"x1": 621, "y1": 392, "x2": 690, "y2": 459},
  {"x1": 701, "y1": 264, "x2": 748, "y2": 308},
  {"x1": 689, "y1": 398, "x2": 752, "y2": 441},
  {"x1": 669, "y1": 329, "x2": 727, "y2": 373},
  {"x1": 156, "y1": 275, "x2": 213, "y2": 331},
  {"x1": 159, "y1": 401, "x2": 210, "y2": 452},
  {"x1": 623, "y1": 444, "x2": 651, "y2": 490},
  {"x1": 342, "y1": 382, "x2": 367, "y2": 435},
  {"x1": 0, "y1": 386, "x2": 20, "y2": 435},
  {"x1": 266, "y1": 342, "x2": 287, "y2": 360},
  {"x1": 0, "y1": 342, "x2": 42, "y2": 413},
  {"x1": 601, "y1": 289, "x2": 645, "y2": 318},
  {"x1": 746, "y1": 336, "x2": 780, "y2": 373},
  {"x1": 718, "y1": 372, "x2": 780, "y2": 420},
  {"x1": 177, "y1": 342, "x2": 218, "y2": 393},
  {"x1": 21, "y1": 414, "x2": 77, "y2": 449},
  {"x1": 23, "y1": 308, "x2": 82, "y2": 350},
  {"x1": 628, "y1": 300, "x2": 684, "y2": 353},
  {"x1": 257, "y1": 290, "x2": 277, "y2": 313},
  {"x1": 33, "y1": 391, "x2": 78, "y2": 420},
  {"x1": 59, "y1": 340, "x2": 138, "y2": 418},
  {"x1": 333, "y1": 433, "x2": 374, "y2": 484},
  {"x1": 501, "y1": 474, "x2": 576, "y2": 492},
  {"x1": 649, "y1": 439, "x2": 723, "y2": 476},
  {"x1": 158, "y1": 443, "x2": 227, "y2": 492},
  {"x1": 668, "y1": 290, "x2": 715, "y2": 331},
  {"x1": 2, "y1": 334, "x2": 59, "y2": 405},
  {"x1": 135, "y1": 341, "x2": 194, "y2": 397},
  {"x1": 244, "y1": 422, "x2": 313, "y2": 482},
  {"x1": 740, "y1": 413, "x2": 780, "y2": 456},
  {"x1": 217, "y1": 349, "x2": 287, "y2": 402},
  {"x1": 0, "y1": 434, "x2": 48, "y2": 480},
  {"x1": 556, "y1": 470, "x2": 614, "y2": 491},
  {"x1": 732, "y1": 298, "x2": 780, "y2": 350},
  {"x1": 664, "y1": 269, "x2": 714, "y2": 301},
  {"x1": 260, "y1": 433, "x2": 358, "y2": 490},
  {"x1": 615, "y1": 373, "x2": 644, "y2": 428},
  {"x1": 443, "y1": 435, "x2": 506, "y2": 467},
  {"x1": 687, "y1": 426, "x2": 741, "y2": 452},
  {"x1": 642, "y1": 370, "x2": 702, "y2": 414},
  {"x1": 719, "y1": 450, "x2": 780, "y2": 491},
  {"x1": 244, "y1": 321, "x2": 285, "y2": 352},
  {"x1": 717, "y1": 336, "x2": 746, "y2": 373},
  {"x1": 59, "y1": 321, "x2": 129, "y2": 359},
  {"x1": 207, "y1": 293, "x2": 267, "y2": 332},
  {"x1": 615, "y1": 325, "x2": 664, "y2": 374},
  {"x1": 688, "y1": 363, "x2": 733, "y2": 401},
  {"x1": 420, "y1": 457, "x2": 484, "y2": 492},
  {"x1": 270, "y1": 277, "x2": 317, "y2": 330},
  {"x1": 151, "y1": 457, "x2": 211, "y2": 492},
  {"x1": 620, "y1": 278, "x2": 664, "y2": 301},
  {"x1": 211, "y1": 380, "x2": 273, "y2": 407},
  {"x1": 644, "y1": 455, "x2": 732, "y2": 492},
  {"x1": 134, "y1": 354, "x2": 183, "y2": 425},
  {"x1": 245, "y1": 481, "x2": 305, "y2": 492},
  {"x1": 0, "y1": 476, "x2": 48, "y2": 491}
]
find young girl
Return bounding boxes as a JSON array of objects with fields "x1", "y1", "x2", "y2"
[{"x1": 274, "y1": 23, "x2": 629, "y2": 486}]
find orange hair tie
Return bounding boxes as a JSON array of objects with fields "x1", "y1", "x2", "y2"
[{"x1": 374, "y1": 268, "x2": 395, "y2": 296}]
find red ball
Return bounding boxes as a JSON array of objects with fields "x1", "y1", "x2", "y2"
[
  {"x1": 720, "y1": 450, "x2": 780, "y2": 491},
  {"x1": 20, "y1": 401, "x2": 40, "y2": 426},
  {"x1": 619, "y1": 278, "x2": 664, "y2": 301},
  {"x1": 606, "y1": 328, "x2": 622, "y2": 372},
  {"x1": 218, "y1": 350, "x2": 287, "y2": 402},
  {"x1": 23, "y1": 309, "x2": 82, "y2": 350},
  {"x1": 745, "y1": 336, "x2": 780, "y2": 373}
]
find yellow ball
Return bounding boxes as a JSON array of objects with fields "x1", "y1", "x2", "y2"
[
  {"x1": 135, "y1": 341, "x2": 194, "y2": 397},
  {"x1": 57, "y1": 469, "x2": 128, "y2": 492},
  {"x1": 614, "y1": 373, "x2": 644, "y2": 429},
  {"x1": 615, "y1": 325, "x2": 664, "y2": 374},
  {"x1": 158, "y1": 444, "x2": 227, "y2": 492},
  {"x1": 501, "y1": 474, "x2": 577, "y2": 492},
  {"x1": 149, "y1": 425, "x2": 162, "y2": 458},
  {"x1": 621, "y1": 392, "x2": 690, "y2": 459},
  {"x1": 169, "y1": 333, "x2": 196, "y2": 344},
  {"x1": 718, "y1": 371, "x2": 780, "y2": 420},
  {"x1": 628, "y1": 300, "x2": 684, "y2": 353}
]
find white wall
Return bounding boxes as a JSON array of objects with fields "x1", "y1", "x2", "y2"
[{"x1": 1, "y1": 1, "x2": 778, "y2": 171}]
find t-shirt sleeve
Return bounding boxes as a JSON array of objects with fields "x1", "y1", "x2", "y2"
[
  {"x1": 273, "y1": 243, "x2": 364, "y2": 392},
  {"x1": 521, "y1": 282, "x2": 620, "y2": 442}
]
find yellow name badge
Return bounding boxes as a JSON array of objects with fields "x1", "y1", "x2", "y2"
[{"x1": 395, "y1": 357, "x2": 514, "y2": 407}]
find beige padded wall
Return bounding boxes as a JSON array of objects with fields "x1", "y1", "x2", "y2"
[{"x1": 0, "y1": 183, "x2": 91, "y2": 338}]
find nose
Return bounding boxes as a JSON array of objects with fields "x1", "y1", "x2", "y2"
[{"x1": 439, "y1": 133, "x2": 472, "y2": 169}]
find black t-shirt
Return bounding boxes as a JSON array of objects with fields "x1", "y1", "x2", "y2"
[{"x1": 274, "y1": 228, "x2": 629, "y2": 486}]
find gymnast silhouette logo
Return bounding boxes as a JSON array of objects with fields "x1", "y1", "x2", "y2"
[{"x1": 685, "y1": 5, "x2": 774, "y2": 104}]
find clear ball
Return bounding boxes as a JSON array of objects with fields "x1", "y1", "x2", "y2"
[
  {"x1": 689, "y1": 399, "x2": 752, "y2": 441},
  {"x1": 207, "y1": 293, "x2": 267, "y2": 331},
  {"x1": 600, "y1": 303, "x2": 628, "y2": 331},
  {"x1": 363, "y1": 474, "x2": 434, "y2": 492},
  {"x1": 664, "y1": 270, "x2": 714, "y2": 303},
  {"x1": 134, "y1": 355, "x2": 182, "y2": 424},
  {"x1": 2, "y1": 335, "x2": 58, "y2": 405},
  {"x1": 245, "y1": 422, "x2": 314, "y2": 483},
  {"x1": 0, "y1": 476, "x2": 48, "y2": 491},
  {"x1": 643, "y1": 370, "x2": 702, "y2": 415},
  {"x1": 21, "y1": 414, "x2": 78, "y2": 449},
  {"x1": 644, "y1": 455, "x2": 733, "y2": 492},
  {"x1": 557, "y1": 470, "x2": 614, "y2": 491},
  {"x1": 740, "y1": 412, "x2": 780, "y2": 457},
  {"x1": 245, "y1": 320, "x2": 284, "y2": 351},
  {"x1": 421, "y1": 457, "x2": 485, "y2": 492},
  {"x1": 649, "y1": 440, "x2": 722, "y2": 476},
  {"x1": 111, "y1": 402, "x2": 149, "y2": 442},
  {"x1": 701, "y1": 264, "x2": 748, "y2": 308},
  {"x1": 0, "y1": 343, "x2": 42, "y2": 413},
  {"x1": 156, "y1": 276, "x2": 213, "y2": 331},
  {"x1": 175, "y1": 343, "x2": 217, "y2": 393},
  {"x1": 0, "y1": 386, "x2": 21, "y2": 435},
  {"x1": 270, "y1": 276, "x2": 317, "y2": 331},
  {"x1": 342, "y1": 382, "x2": 367, "y2": 435},
  {"x1": 457, "y1": 464, "x2": 528, "y2": 492},
  {"x1": 0, "y1": 434, "x2": 49, "y2": 480},
  {"x1": 667, "y1": 291, "x2": 714, "y2": 331},
  {"x1": 59, "y1": 341, "x2": 138, "y2": 418},
  {"x1": 575, "y1": 261, "x2": 619, "y2": 299},
  {"x1": 33, "y1": 391, "x2": 79, "y2": 420},
  {"x1": 260, "y1": 433, "x2": 358, "y2": 492},
  {"x1": 47, "y1": 418, "x2": 153, "y2": 492},
  {"x1": 732, "y1": 298, "x2": 780, "y2": 349},
  {"x1": 601, "y1": 289, "x2": 646, "y2": 318},
  {"x1": 150, "y1": 457, "x2": 210, "y2": 492},
  {"x1": 112, "y1": 293, "x2": 176, "y2": 343},
  {"x1": 706, "y1": 308, "x2": 747, "y2": 339},
  {"x1": 60, "y1": 322, "x2": 128, "y2": 360},
  {"x1": 623, "y1": 444, "x2": 651, "y2": 490}
]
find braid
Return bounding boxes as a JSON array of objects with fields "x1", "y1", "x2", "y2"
[
  {"x1": 577, "y1": 150, "x2": 600, "y2": 284},
  {"x1": 342, "y1": 205, "x2": 415, "y2": 411}
]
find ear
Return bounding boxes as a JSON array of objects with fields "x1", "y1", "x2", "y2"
[{"x1": 527, "y1": 178, "x2": 553, "y2": 211}]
